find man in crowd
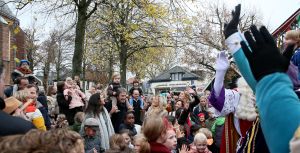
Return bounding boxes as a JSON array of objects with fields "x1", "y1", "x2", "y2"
[
  {"x1": 0, "y1": 64, "x2": 35, "y2": 136},
  {"x1": 4, "y1": 77, "x2": 29, "y2": 98},
  {"x1": 106, "y1": 88, "x2": 129, "y2": 133},
  {"x1": 129, "y1": 89, "x2": 143, "y2": 125}
]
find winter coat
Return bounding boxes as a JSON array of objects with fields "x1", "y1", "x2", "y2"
[
  {"x1": 0, "y1": 110, "x2": 35, "y2": 136},
  {"x1": 83, "y1": 135, "x2": 104, "y2": 153},
  {"x1": 110, "y1": 101, "x2": 128, "y2": 133},
  {"x1": 119, "y1": 123, "x2": 137, "y2": 136},
  {"x1": 107, "y1": 83, "x2": 121, "y2": 97},
  {"x1": 149, "y1": 142, "x2": 171, "y2": 153}
]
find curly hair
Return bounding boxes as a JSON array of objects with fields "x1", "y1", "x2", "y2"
[{"x1": 0, "y1": 129, "x2": 84, "y2": 153}]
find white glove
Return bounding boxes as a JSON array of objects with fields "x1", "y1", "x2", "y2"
[{"x1": 214, "y1": 51, "x2": 229, "y2": 97}]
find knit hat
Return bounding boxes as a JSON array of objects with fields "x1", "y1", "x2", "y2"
[
  {"x1": 19, "y1": 60, "x2": 30, "y2": 67},
  {"x1": 3, "y1": 97, "x2": 22, "y2": 114},
  {"x1": 84, "y1": 118, "x2": 99, "y2": 130},
  {"x1": 198, "y1": 113, "x2": 205, "y2": 117}
]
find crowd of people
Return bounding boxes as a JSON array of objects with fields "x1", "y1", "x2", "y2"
[{"x1": 1, "y1": 4, "x2": 300, "y2": 153}]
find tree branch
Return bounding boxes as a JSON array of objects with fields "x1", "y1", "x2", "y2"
[
  {"x1": 86, "y1": 2, "x2": 98, "y2": 19},
  {"x1": 72, "y1": 0, "x2": 79, "y2": 7},
  {"x1": 127, "y1": 44, "x2": 174, "y2": 59}
]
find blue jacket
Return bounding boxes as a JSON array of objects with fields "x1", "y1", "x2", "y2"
[
  {"x1": 226, "y1": 32, "x2": 300, "y2": 153},
  {"x1": 256, "y1": 73, "x2": 300, "y2": 153}
]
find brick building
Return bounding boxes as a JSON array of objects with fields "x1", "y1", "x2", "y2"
[{"x1": 0, "y1": 1, "x2": 26, "y2": 85}]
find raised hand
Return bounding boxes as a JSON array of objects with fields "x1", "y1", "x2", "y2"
[
  {"x1": 215, "y1": 51, "x2": 229, "y2": 71},
  {"x1": 240, "y1": 25, "x2": 290, "y2": 81},
  {"x1": 224, "y1": 4, "x2": 241, "y2": 39}
]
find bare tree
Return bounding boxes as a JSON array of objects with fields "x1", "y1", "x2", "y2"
[{"x1": 181, "y1": 2, "x2": 262, "y2": 72}]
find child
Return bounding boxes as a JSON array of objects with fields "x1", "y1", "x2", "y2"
[
  {"x1": 106, "y1": 134, "x2": 133, "y2": 153},
  {"x1": 120, "y1": 129, "x2": 134, "y2": 149},
  {"x1": 63, "y1": 79, "x2": 85, "y2": 110},
  {"x1": 133, "y1": 134, "x2": 150, "y2": 153},
  {"x1": 163, "y1": 128, "x2": 177, "y2": 153},
  {"x1": 193, "y1": 133, "x2": 212, "y2": 153},
  {"x1": 107, "y1": 73, "x2": 131, "y2": 112},
  {"x1": 119, "y1": 111, "x2": 137, "y2": 136},
  {"x1": 285, "y1": 30, "x2": 300, "y2": 95},
  {"x1": 199, "y1": 128, "x2": 214, "y2": 147},
  {"x1": 82, "y1": 118, "x2": 105, "y2": 153},
  {"x1": 13, "y1": 89, "x2": 46, "y2": 131},
  {"x1": 188, "y1": 124, "x2": 201, "y2": 142},
  {"x1": 198, "y1": 113, "x2": 208, "y2": 128},
  {"x1": 55, "y1": 114, "x2": 69, "y2": 129},
  {"x1": 129, "y1": 79, "x2": 143, "y2": 96},
  {"x1": 70, "y1": 112, "x2": 85, "y2": 133}
]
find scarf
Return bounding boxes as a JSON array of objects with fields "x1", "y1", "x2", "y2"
[{"x1": 81, "y1": 107, "x2": 115, "y2": 150}]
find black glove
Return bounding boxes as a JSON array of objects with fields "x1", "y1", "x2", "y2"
[
  {"x1": 240, "y1": 25, "x2": 290, "y2": 81},
  {"x1": 282, "y1": 44, "x2": 296, "y2": 61},
  {"x1": 224, "y1": 4, "x2": 241, "y2": 39}
]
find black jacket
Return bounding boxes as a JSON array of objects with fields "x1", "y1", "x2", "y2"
[
  {"x1": 57, "y1": 92, "x2": 72, "y2": 114},
  {"x1": 178, "y1": 95, "x2": 200, "y2": 125},
  {"x1": 0, "y1": 111, "x2": 35, "y2": 136},
  {"x1": 110, "y1": 101, "x2": 128, "y2": 133},
  {"x1": 107, "y1": 83, "x2": 121, "y2": 97},
  {"x1": 119, "y1": 123, "x2": 137, "y2": 136}
]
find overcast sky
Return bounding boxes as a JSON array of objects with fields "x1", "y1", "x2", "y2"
[
  {"x1": 9, "y1": 0, "x2": 300, "y2": 35},
  {"x1": 225, "y1": 0, "x2": 300, "y2": 31}
]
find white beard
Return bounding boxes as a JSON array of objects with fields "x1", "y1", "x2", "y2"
[{"x1": 235, "y1": 78, "x2": 257, "y2": 121}]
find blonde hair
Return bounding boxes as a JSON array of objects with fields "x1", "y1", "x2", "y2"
[
  {"x1": 194, "y1": 132, "x2": 207, "y2": 144},
  {"x1": 13, "y1": 90, "x2": 29, "y2": 102},
  {"x1": 57, "y1": 114, "x2": 67, "y2": 121},
  {"x1": 0, "y1": 129, "x2": 84, "y2": 153},
  {"x1": 199, "y1": 128, "x2": 212, "y2": 139},
  {"x1": 146, "y1": 96, "x2": 168, "y2": 117},
  {"x1": 134, "y1": 134, "x2": 150, "y2": 153},
  {"x1": 142, "y1": 115, "x2": 170, "y2": 142},
  {"x1": 285, "y1": 30, "x2": 300, "y2": 46},
  {"x1": 111, "y1": 73, "x2": 120, "y2": 81},
  {"x1": 74, "y1": 112, "x2": 85, "y2": 123},
  {"x1": 199, "y1": 96, "x2": 208, "y2": 108},
  {"x1": 107, "y1": 134, "x2": 133, "y2": 153}
]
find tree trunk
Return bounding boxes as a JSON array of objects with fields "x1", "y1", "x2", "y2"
[
  {"x1": 82, "y1": 57, "x2": 86, "y2": 92},
  {"x1": 119, "y1": 39, "x2": 127, "y2": 87},
  {"x1": 108, "y1": 50, "x2": 114, "y2": 81},
  {"x1": 27, "y1": 48, "x2": 34, "y2": 70},
  {"x1": 72, "y1": 10, "x2": 87, "y2": 77},
  {"x1": 43, "y1": 62, "x2": 50, "y2": 94}
]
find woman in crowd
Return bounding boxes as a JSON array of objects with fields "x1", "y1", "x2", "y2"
[
  {"x1": 47, "y1": 85, "x2": 58, "y2": 121},
  {"x1": 56, "y1": 81, "x2": 74, "y2": 125},
  {"x1": 142, "y1": 115, "x2": 172, "y2": 153},
  {"x1": 81, "y1": 92, "x2": 114, "y2": 150},
  {"x1": 145, "y1": 96, "x2": 167, "y2": 117}
]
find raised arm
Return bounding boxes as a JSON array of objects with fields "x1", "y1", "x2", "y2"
[
  {"x1": 209, "y1": 52, "x2": 240, "y2": 116},
  {"x1": 241, "y1": 25, "x2": 300, "y2": 153},
  {"x1": 224, "y1": 4, "x2": 257, "y2": 91}
]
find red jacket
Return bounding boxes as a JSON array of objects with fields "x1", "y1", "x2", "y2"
[{"x1": 149, "y1": 142, "x2": 171, "y2": 153}]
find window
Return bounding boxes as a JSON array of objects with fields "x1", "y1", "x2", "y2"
[
  {"x1": 178, "y1": 73, "x2": 183, "y2": 80},
  {"x1": 171, "y1": 73, "x2": 184, "y2": 81}
]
